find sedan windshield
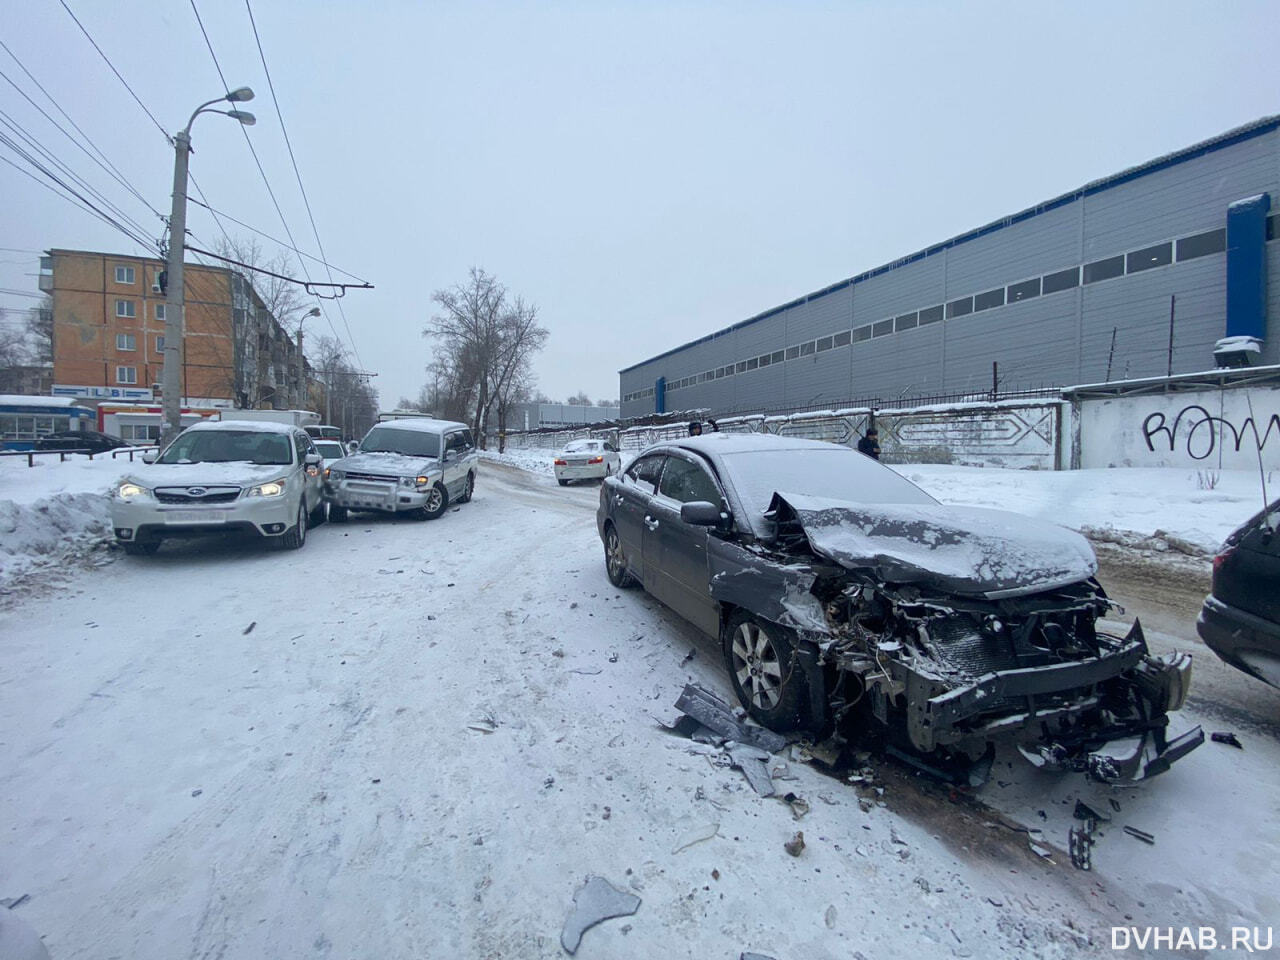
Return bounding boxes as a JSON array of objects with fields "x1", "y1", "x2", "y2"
[
  {"x1": 360, "y1": 426, "x2": 441, "y2": 458},
  {"x1": 721, "y1": 448, "x2": 937, "y2": 520},
  {"x1": 159, "y1": 429, "x2": 293, "y2": 466},
  {"x1": 314, "y1": 441, "x2": 345, "y2": 459}
]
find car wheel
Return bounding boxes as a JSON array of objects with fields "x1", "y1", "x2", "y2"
[
  {"x1": 281, "y1": 501, "x2": 308, "y2": 550},
  {"x1": 329, "y1": 504, "x2": 348, "y2": 523},
  {"x1": 557, "y1": 478, "x2": 570, "y2": 487},
  {"x1": 603, "y1": 523, "x2": 636, "y2": 588},
  {"x1": 121, "y1": 539, "x2": 159, "y2": 556},
  {"x1": 723, "y1": 610, "x2": 810, "y2": 732},
  {"x1": 309, "y1": 499, "x2": 327, "y2": 526},
  {"x1": 458, "y1": 472, "x2": 475, "y2": 503},
  {"x1": 421, "y1": 482, "x2": 449, "y2": 520}
]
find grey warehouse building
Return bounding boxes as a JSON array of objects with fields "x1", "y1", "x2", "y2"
[{"x1": 619, "y1": 116, "x2": 1280, "y2": 420}]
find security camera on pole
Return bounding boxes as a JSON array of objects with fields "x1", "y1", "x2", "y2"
[{"x1": 160, "y1": 87, "x2": 256, "y2": 447}]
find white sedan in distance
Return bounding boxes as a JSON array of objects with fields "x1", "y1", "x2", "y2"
[{"x1": 553, "y1": 438, "x2": 621, "y2": 486}]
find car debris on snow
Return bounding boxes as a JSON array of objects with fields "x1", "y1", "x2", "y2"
[
  {"x1": 740, "y1": 953, "x2": 779, "y2": 960},
  {"x1": 1122, "y1": 825, "x2": 1155, "y2": 845},
  {"x1": 673, "y1": 684, "x2": 787, "y2": 753},
  {"x1": 672, "y1": 820, "x2": 720, "y2": 854},
  {"x1": 1068, "y1": 823, "x2": 1095, "y2": 871},
  {"x1": 1211, "y1": 731, "x2": 1243, "y2": 749},
  {"x1": 559, "y1": 876, "x2": 640, "y2": 955},
  {"x1": 783, "y1": 831, "x2": 805, "y2": 856},
  {"x1": 727, "y1": 743, "x2": 775, "y2": 797}
]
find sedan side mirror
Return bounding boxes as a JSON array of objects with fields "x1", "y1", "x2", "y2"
[
  {"x1": 142, "y1": 450, "x2": 158, "y2": 464},
  {"x1": 680, "y1": 500, "x2": 726, "y2": 527}
]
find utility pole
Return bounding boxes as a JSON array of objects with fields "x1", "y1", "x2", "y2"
[
  {"x1": 296, "y1": 307, "x2": 319, "y2": 410},
  {"x1": 159, "y1": 88, "x2": 256, "y2": 447}
]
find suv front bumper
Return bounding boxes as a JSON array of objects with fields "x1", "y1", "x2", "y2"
[{"x1": 325, "y1": 478, "x2": 432, "y2": 513}]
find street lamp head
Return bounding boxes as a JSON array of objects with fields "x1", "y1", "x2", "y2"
[
  {"x1": 306, "y1": 307, "x2": 322, "y2": 317},
  {"x1": 226, "y1": 86, "x2": 255, "y2": 103},
  {"x1": 227, "y1": 110, "x2": 256, "y2": 126}
]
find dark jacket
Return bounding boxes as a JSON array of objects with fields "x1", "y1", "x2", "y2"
[{"x1": 857, "y1": 434, "x2": 881, "y2": 460}]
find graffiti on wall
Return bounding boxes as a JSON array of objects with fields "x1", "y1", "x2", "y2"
[{"x1": 1142, "y1": 405, "x2": 1280, "y2": 461}]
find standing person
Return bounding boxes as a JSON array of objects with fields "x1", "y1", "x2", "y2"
[
  {"x1": 707, "y1": 419, "x2": 719, "y2": 432},
  {"x1": 857, "y1": 426, "x2": 881, "y2": 460},
  {"x1": 688, "y1": 421, "x2": 703, "y2": 437}
]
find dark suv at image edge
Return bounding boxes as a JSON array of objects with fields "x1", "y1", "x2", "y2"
[{"x1": 1197, "y1": 497, "x2": 1280, "y2": 688}]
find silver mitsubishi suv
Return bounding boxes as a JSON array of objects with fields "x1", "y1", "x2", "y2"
[{"x1": 324, "y1": 418, "x2": 478, "y2": 522}]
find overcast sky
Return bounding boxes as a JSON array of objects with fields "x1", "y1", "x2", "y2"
[{"x1": 2, "y1": 1, "x2": 1275, "y2": 408}]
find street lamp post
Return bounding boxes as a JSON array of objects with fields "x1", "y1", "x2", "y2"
[
  {"x1": 160, "y1": 87, "x2": 256, "y2": 447},
  {"x1": 296, "y1": 306, "x2": 320, "y2": 409}
]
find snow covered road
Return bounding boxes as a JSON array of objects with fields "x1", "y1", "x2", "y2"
[{"x1": 2, "y1": 461, "x2": 1277, "y2": 958}]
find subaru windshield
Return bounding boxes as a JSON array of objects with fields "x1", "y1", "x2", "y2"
[
  {"x1": 359, "y1": 426, "x2": 441, "y2": 458},
  {"x1": 158, "y1": 429, "x2": 293, "y2": 466}
]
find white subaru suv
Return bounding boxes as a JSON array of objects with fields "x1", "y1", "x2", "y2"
[
  {"x1": 324, "y1": 418, "x2": 477, "y2": 521},
  {"x1": 111, "y1": 420, "x2": 325, "y2": 555}
]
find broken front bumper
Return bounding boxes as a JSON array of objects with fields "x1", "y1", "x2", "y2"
[{"x1": 893, "y1": 621, "x2": 1201, "y2": 781}]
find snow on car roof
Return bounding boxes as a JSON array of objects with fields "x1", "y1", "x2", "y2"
[
  {"x1": 189, "y1": 419, "x2": 298, "y2": 435},
  {"x1": 366, "y1": 418, "x2": 468, "y2": 434},
  {"x1": 664, "y1": 432, "x2": 854, "y2": 456}
]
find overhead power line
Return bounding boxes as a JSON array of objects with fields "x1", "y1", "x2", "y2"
[
  {"x1": 183, "y1": 245, "x2": 373, "y2": 295},
  {"x1": 244, "y1": 0, "x2": 365, "y2": 370},
  {"x1": 57, "y1": 0, "x2": 172, "y2": 144},
  {"x1": 187, "y1": 197, "x2": 369, "y2": 282},
  {"x1": 0, "y1": 41, "x2": 165, "y2": 222},
  {"x1": 0, "y1": 107, "x2": 156, "y2": 243},
  {"x1": 188, "y1": 0, "x2": 346, "y2": 351}
]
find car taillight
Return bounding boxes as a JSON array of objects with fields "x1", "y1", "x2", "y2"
[
  {"x1": 1213, "y1": 547, "x2": 1234, "y2": 573},
  {"x1": 587, "y1": 456, "x2": 603, "y2": 464},
  {"x1": 554, "y1": 459, "x2": 567, "y2": 466}
]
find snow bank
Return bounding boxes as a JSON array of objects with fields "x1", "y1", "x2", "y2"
[
  {"x1": 891, "y1": 464, "x2": 1266, "y2": 554},
  {"x1": 0, "y1": 456, "x2": 135, "y2": 591},
  {"x1": 479, "y1": 448, "x2": 556, "y2": 475}
]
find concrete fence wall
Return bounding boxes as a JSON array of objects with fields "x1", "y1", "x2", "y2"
[
  {"x1": 497, "y1": 381, "x2": 1279, "y2": 472},
  {"x1": 1075, "y1": 385, "x2": 1280, "y2": 469}
]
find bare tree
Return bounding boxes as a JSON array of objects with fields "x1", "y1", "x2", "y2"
[
  {"x1": 308, "y1": 334, "x2": 377, "y2": 438},
  {"x1": 566, "y1": 391, "x2": 591, "y2": 405},
  {"x1": 424, "y1": 268, "x2": 549, "y2": 447},
  {"x1": 215, "y1": 236, "x2": 308, "y2": 332},
  {"x1": 25, "y1": 296, "x2": 52, "y2": 364},
  {"x1": 595, "y1": 397, "x2": 617, "y2": 408}
]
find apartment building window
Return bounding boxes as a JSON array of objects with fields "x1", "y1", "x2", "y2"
[
  {"x1": 151, "y1": 269, "x2": 165, "y2": 293},
  {"x1": 116, "y1": 366, "x2": 138, "y2": 384},
  {"x1": 155, "y1": 335, "x2": 165, "y2": 354},
  {"x1": 115, "y1": 299, "x2": 137, "y2": 318},
  {"x1": 114, "y1": 265, "x2": 135, "y2": 284},
  {"x1": 155, "y1": 303, "x2": 166, "y2": 321},
  {"x1": 115, "y1": 333, "x2": 136, "y2": 351}
]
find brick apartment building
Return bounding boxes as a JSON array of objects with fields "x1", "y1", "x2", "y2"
[{"x1": 42, "y1": 249, "x2": 309, "y2": 408}]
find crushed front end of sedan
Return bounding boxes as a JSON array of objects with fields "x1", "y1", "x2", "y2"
[
  {"x1": 599, "y1": 434, "x2": 1202, "y2": 785},
  {"x1": 735, "y1": 493, "x2": 1202, "y2": 782}
]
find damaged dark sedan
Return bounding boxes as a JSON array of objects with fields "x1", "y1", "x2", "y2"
[{"x1": 598, "y1": 434, "x2": 1202, "y2": 782}]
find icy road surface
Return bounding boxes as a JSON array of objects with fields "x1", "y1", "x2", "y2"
[{"x1": 2, "y1": 461, "x2": 1277, "y2": 959}]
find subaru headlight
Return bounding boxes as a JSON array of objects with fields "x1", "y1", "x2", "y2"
[
  {"x1": 247, "y1": 478, "x2": 287, "y2": 498},
  {"x1": 116, "y1": 481, "x2": 150, "y2": 500}
]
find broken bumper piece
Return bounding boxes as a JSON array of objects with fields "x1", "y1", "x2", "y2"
[{"x1": 1019, "y1": 724, "x2": 1204, "y2": 782}]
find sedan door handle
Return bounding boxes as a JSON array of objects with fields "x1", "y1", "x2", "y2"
[{"x1": 644, "y1": 516, "x2": 659, "y2": 531}]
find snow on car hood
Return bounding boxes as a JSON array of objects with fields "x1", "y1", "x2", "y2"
[
  {"x1": 770, "y1": 492, "x2": 1097, "y2": 598},
  {"x1": 335, "y1": 451, "x2": 438, "y2": 476},
  {"x1": 131, "y1": 461, "x2": 293, "y2": 486}
]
